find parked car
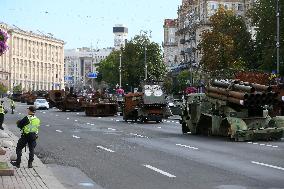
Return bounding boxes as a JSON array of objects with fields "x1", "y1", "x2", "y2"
[{"x1": 34, "y1": 98, "x2": 49, "y2": 110}]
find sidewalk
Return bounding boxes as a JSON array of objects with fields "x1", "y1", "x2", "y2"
[{"x1": 0, "y1": 124, "x2": 66, "y2": 189}]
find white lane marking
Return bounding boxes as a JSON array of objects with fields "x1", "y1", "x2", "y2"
[
  {"x1": 55, "y1": 130, "x2": 62, "y2": 133},
  {"x1": 116, "y1": 120, "x2": 120, "y2": 122},
  {"x1": 266, "y1": 144, "x2": 272, "y2": 147},
  {"x1": 76, "y1": 113, "x2": 80, "y2": 115},
  {"x1": 97, "y1": 146, "x2": 115, "y2": 153},
  {"x1": 272, "y1": 146, "x2": 278, "y2": 148},
  {"x1": 127, "y1": 122, "x2": 131, "y2": 124},
  {"x1": 79, "y1": 183, "x2": 94, "y2": 187},
  {"x1": 176, "y1": 144, "x2": 198, "y2": 150},
  {"x1": 45, "y1": 124, "x2": 50, "y2": 127},
  {"x1": 72, "y1": 135, "x2": 80, "y2": 139},
  {"x1": 251, "y1": 161, "x2": 284, "y2": 171},
  {"x1": 18, "y1": 113, "x2": 22, "y2": 115},
  {"x1": 167, "y1": 121, "x2": 170, "y2": 123},
  {"x1": 75, "y1": 120, "x2": 78, "y2": 122},
  {"x1": 253, "y1": 143, "x2": 258, "y2": 145},
  {"x1": 56, "y1": 115, "x2": 59, "y2": 117},
  {"x1": 130, "y1": 133, "x2": 148, "y2": 138},
  {"x1": 91, "y1": 124, "x2": 94, "y2": 126},
  {"x1": 247, "y1": 142, "x2": 253, "y2": 144},
  {"x1": 67, "y1": 117, "x2": 70, "y2": 120},
  {"x1": 175, "y1": 122, "x2": 179, "y2": 124},
  {"x1": 108, "y1": 128, "x2": 116, "y2": 131},
  {"x1": 43, "y1": 112, "x2": 46, "y2": 114},
  {"x1": 259, "y1": 144, "x2": 265, "y2": 146},
  {"x1": 87, "y1": 123, "x2": 90, "y2": 125},
  {"x1": 157, "y1": 127, "x2": 162, "y2": 129},
  {"x1": 143, "y1": 164, "x2": 176, "y2": 178},
  {"x1": 98, "y1": 117, "x2": 102, "y2": 119},
  {"x1": 171, "y1": 121, "x2": 175, "y2": 123}
]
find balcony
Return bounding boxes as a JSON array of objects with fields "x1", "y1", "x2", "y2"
[{"x1": 180, "y1": 38, "x2": 186, "y2": 44}]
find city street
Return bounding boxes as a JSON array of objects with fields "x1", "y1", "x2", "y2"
[{"x1": 4, "y1": 102, "x2": 284, "y2": 189}]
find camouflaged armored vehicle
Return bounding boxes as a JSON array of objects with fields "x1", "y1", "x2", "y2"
[
  {"x1": 123, "y1": 84, "x2": 171, "y2": 122},
  {"x1": 180, "y1": 80, "x2": 284, "y2": 141}
]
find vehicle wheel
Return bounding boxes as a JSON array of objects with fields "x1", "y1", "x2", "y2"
[{"x1": 182, "y1": 122, "x2": 190, "y2": 134}]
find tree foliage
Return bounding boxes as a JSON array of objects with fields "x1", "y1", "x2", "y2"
[
  {"x1": 247, "y1": 0, "x2": 284, "y2": 73},
  {"x1": 0, "y1": 83, "x2": 7, "y2": 95},
  {"x1": 13, "y1": 84, "x2": 22, "y2": 94},
  {"x1": 198, "y1": 7, "x2": 255, "y2": 76},
  {"x1": 98, "y1": 32, "x2": 166, "y2": 90},
  {"x1": 177, "y1": 70, "x2": 190, "y2": 92}
]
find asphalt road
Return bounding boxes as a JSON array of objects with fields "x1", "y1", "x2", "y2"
[{"x1": 5, "y1": 102, "x2": 284, "y2": 189}]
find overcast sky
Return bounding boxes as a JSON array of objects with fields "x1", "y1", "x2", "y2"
[{"x1": 1, "y1": 0, "x2": 181, "y2": 49}]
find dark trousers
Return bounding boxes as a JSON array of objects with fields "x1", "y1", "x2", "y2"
[
  {"x1": 0, "y1": 114, "x2": 4, "y2": 130},
  {"x1": 11, "y1": 106, "x2": 15, "y2": 114},
  {"x1": 16, "y1": 133, "x2": 37, "y2": 163}
]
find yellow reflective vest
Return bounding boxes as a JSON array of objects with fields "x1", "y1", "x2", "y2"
[
  {"x1": 23, "y1": 115, "x2": 40, "y2": 134},
  {"x1": 0, "y1": 105, "x2": 4, "y2": 114}
]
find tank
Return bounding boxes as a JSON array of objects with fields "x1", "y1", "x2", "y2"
[
  {"x1": 48, "y1": 90, "x2": 65, "y2": 108},
  {"x1": 180, "y1": 80, "x2": 284, "y2": 141},
  {"x1": 20, "y1": 92, "x2": 30, "y2": 103},
  {"x1": 123, "y1": 84, "x2": 170, "y2": 123},
  {"x1": 26, "y1": 93, "x2": 37, "y2": 105},
  {"x1": 59, "y1": 94, "x2": 84, "y2": 112},
  {"x1": 83, "y1": 91, "x2": 118, "y2": 116}
]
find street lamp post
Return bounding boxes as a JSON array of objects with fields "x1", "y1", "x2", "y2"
[
  {"x1": 144, "y1": 47, "x2": 147, "y2": 81},
  {"x1": 276, "y1": 0, "x2": 280, "y2": 74},
  {"x1": 119, "y1": 53, "x2": 122, "y2": 88}
]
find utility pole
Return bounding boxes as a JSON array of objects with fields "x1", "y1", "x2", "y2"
[
  {"x1": 119, "y1": 53, "x2": 122, "y2": 88},
  {"x1": 144, "y1": 47, "x2": 147, "y2": 81},
  {"x1": 276, "y1": 0, "x2": 280, "y2": 74}
]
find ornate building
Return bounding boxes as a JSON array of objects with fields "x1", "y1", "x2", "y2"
[
  {"x1": 0, "y1": 22, "x2": 64, "y2": 92},
  {"x1": 169, "y1": 0, "x2": 255, "y2": 73},
  {"x1": 163, "y1": 19, "x2": 179, "y2": 69}
]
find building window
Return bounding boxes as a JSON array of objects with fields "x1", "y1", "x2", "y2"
[{"x1": 238, "y1": 4, "x2": 243, "y2": 11}]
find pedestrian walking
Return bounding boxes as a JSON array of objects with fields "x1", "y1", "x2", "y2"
[
  {"x1": 0, "y1": 100, "x2": 7, "y2": 130},
  {"x1": 10, "y1": 99, "x2": 15, "y2": 114},
  {"x1": 11, "y1": 106, "x2": 40, "y2": 168}
]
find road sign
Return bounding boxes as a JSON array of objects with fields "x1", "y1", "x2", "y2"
[
  {"x1": 64, "y1": 76, "x2": 73, "y2": 81},
  {"x1": 88, "y1": 72, "x2": 97, "y2": 78}
]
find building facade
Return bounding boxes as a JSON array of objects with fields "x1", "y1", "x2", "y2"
[
  {"x1": 163, "y1": 19, "x2": 179, "y2": 69},
  {"x1": 0, "y1": 22, "x2": 64, "y2": 92},
  {"x1": 64, "y1": 47, "x2": 113, "y2": 90},
  {"x1": 166, "y1": 0, "x2": 255, "y2": 74}
]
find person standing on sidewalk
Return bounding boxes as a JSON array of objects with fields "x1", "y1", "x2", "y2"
[
  {"x1": 11, "y1": 106, "x2": 40, "y2": 168},
  {"x1": 0, "y1": 100, "x2": 7, "y2": 130},
  {"x1": 10, "y1": 99, "x2": 15, "y2": 114}
]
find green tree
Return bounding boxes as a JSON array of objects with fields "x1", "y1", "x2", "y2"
[
  {"x1": 98, "y1": 32, "x2": 166, "y2": 89},
  {"x1": 13, "y1": 84, "x2": 22, "y2": 94},
  {"x1": 163, "y1": 73, "x2": 173, "y2": 94},
  {"x1": 198, "y1": 7, "x2": 254, "y2": 76},
  {"x1": 247, "y1": 0, "x2": 284, "y2": 73},
  {"x1": 177, "y1": 70, "x2": 190, "y2": 92},
  {"x1": 0, "y1": 83, "x2": 7, "y2": 96}
]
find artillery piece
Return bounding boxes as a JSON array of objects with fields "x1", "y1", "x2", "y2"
[{"x1": 180, "y1": 80, "x2": 284, "y2": 141}]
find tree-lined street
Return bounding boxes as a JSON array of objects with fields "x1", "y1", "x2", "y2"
[{"x1": 5, "y1": 102, "x2": 284, "y2": 189}]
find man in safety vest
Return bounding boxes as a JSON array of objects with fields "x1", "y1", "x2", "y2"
[
  {"x1": 11, "y1": 106, "x2": 40, "y2": 168},
  {"x1": 10, "y1": 99, "x2": 15, "y2": 114},
  {"x1": 0, "y1": 101, "x2": 7, "y2": 130}
]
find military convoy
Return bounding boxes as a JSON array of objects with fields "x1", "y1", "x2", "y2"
[
  {"x1": 123, "y1": 84, "x2": 171, "y2": 123},
  {"x1": 180, "y1": 80, "x2": 284, "y2": 141}
]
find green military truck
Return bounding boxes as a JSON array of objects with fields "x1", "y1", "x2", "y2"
[{"x1": 180, "y1": 80, "x2": 284, "y2": 141}]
